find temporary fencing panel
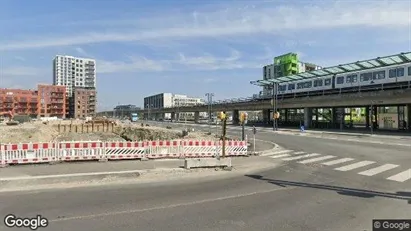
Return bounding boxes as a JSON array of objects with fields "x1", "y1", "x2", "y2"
[
  {"x1": 147, "y1": 140, "x2": 182, "y2": 159},
  {"x1": 105, "y1": 141, "x2": 146, "y2": 160},
  {"x1": 223, "y1": 141, "x2": 248, "y2": 156},
  {"x1": 183, "y1": 140, "x2": 217, "y2": 158},
  {"x1": 1, "y1": 142, "x2": 57, "y2": 164},
  {"x1": 0, "y1": 139, "x2": 248, "y2": 166},
  {"x1": 59, "y1": 141, "x2": 104, "y2": 161}
]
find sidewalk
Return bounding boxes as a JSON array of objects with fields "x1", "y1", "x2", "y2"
[
  {"x1": 0, "y1": 157, "x2": 276, "y2": 192},
  {"x1": 0, "y1": 159, "x2": 182, "y2": 178}
]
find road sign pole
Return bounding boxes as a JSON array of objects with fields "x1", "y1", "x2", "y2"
[
  {"x1": 252, "y1": 126, "x2": 256, "y2": 154},
  {"x1": 241, "y1": 123, "x2": 245, "y2": 141},
  {"x1": 222, "y1": 116, "x2": 227, "y2": 158}
]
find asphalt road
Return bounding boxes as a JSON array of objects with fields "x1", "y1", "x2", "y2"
[{"x1": 0, "y1": 122, "x2": 409, "y2": 231}]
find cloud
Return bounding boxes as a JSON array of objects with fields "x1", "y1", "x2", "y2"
[
  {"x1": 13, "y1": 56, "x2": 26, "y2": 61},
  {"x1": 1, "y1": 66, "x2": 47, "y2": 76},
  {"x1": 75, "y1": 47, "x2": 89, "y2": 57},
  {"x1": 0, "y1": 1, "x2": 409, "y2": 51},
  {"x1": 97, "y1": 49, "x2": 261, "y2": 73},
  {"x1": 98, "y1": 56, "x2": 169, "y2": 73}
]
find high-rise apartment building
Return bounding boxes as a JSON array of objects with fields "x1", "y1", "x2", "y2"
[
  {"x1": 53, "y1": 55, "x2": 96, "y2": 97},
  {"x1": 53, "y1": 55, "x2": 97, "y2": 118}
]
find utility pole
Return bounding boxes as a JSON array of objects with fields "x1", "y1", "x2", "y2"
[
  {"x1": 205, "y1": 93, "x2": 214, "y2": 134},
  {"x1": 221, "y1": 111, "x2": 227, "y2": 158}
]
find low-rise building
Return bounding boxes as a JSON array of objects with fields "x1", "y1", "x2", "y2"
[
  {"x1": 0, "y1": 88, "x2": 38, "y2": 118},
  {"x1": 143, "y1": 93, "x2": 206, "y2": 119},
  {"x1": 37, "y1": 84, "x2": 66, "y2": 118},
  {"x1": 72, "y1": 88, "x2": 97, "y2": 118}
]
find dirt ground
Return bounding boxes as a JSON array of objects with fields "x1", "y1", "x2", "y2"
[{"x1": 0, "y1": 120, "x2": 218, "y2": 144}]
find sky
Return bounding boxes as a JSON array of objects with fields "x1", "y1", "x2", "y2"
[{"x1": 0, "y1": 0, "x2": 410, "y2": 111}]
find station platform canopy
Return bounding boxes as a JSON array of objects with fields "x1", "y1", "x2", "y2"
[{"x1": 250, "y1": 52, "x2": 411, "y2": 86}]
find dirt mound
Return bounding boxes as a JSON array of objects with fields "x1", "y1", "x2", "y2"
[{"x1": 0, "y1": 123, "x2": 59, "y2": 143}]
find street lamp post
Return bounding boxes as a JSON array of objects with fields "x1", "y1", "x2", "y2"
[
  {"x1": 205, "y1": 93, "x2": 214, "y2": 133},
  {"x1": 272, "y1": 82, "x2": 279, "y2": 131}
]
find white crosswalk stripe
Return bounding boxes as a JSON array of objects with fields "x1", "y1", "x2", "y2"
[
  {"x1": 358, "y1": 164, "x2": 399, "y2": 176},
  {"x1": 321, "y1": 158, "x2": 354, "y2": 166},
  {"x1": 269, "y1": 154, "x2": 292, "y2": 159},
  {"x1": 264, "y1": 148, "x2": 410, "y2": 183},
  {"x1": 334, "y1": 161, "x2": 376, "y2": 171},
  {"x1": 282, "y1": 153, "x2": 321, "y2": 161},
  {"x1": 298, "y1": 155, "x2": 336, "y2": 164},
  {"x1": 386, "y1": 169, "x2": 411, "y2": 182},
  {"x1": 271, "y1": 150, "x2": 293, "y2": 155}
]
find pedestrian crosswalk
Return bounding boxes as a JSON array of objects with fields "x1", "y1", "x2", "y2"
[{"x1": 264, "y1": 149, "x2": 411, "y2": 183}]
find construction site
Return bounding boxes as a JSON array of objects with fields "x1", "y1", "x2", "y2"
[{"x1": 0, "y1": 116, "x2": 218, "y2": 144}]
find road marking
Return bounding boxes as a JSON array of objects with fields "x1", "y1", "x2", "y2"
[
  {"x1": 49, "y1": 186, "x2": 295, "y2": 223},
  {"x1": 271, "y1": 150, "x2": 293, "y2": 155},
  {"x1": 321, "y1": 158, "x2": 354, "y2": 166},
  {"x1": 269, "y1": 154, "x2": 291, "y2": 159},
  {"x1": 358, "y1": 164, "x2": 399, "y2": 176},
  {"x1": 282, "y1": 153, "x2": 321, "y2": 161},
  {"x1": 298, "y1": 155, "x2": 336, "y2": 164},
  {"x1": 334, "y1": 161, "x2": 375, "y2": 172},
  {"x1": 292, "y1": 151, "x2": 305, "y2": 155},
  {"x1": 386, "y1": 169, "x2": 411, "y2": 182}
]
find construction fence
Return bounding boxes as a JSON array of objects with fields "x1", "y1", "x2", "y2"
[{"x1": 0, "y1": 140, "x2": 248, "y2": 166}]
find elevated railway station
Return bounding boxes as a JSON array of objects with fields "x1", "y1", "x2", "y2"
[{"x1": 98, "y1": 52, "x2": 411, "y2": 132}]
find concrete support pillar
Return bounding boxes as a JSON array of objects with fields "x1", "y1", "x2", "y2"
[
  {"x1": 232, "y1": 110, "x2": 239, "y2": 125},
  {"x1": 263, "y1": 109, "x2": 270, "y2": 124},
  {"x1": 171, "y1": 112, "x2": 175, "y2": 121},
  {"x1": 372, "y1": 105, "x2": 378, "y2": 129},
  {"x1": 365, "y1": 107, "x2": 370, "y2": 128},
  {"x1": 304, "y1": 107, "x2": 313, "y2": 128},
  {"x1": 407, "y1": 104, "x2": 411, "y2": 131},
  {"x1": 284, "y1": 109, "x2": 288, "y2": 122},
  {"x1": 194, "y1": 111, "x2": 200, "y2": 123}
]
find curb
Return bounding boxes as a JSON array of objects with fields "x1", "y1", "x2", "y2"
[
  {"x1": 0, "y1": 168, "x2": 187, "y2": 192},
  {"x1": 247, "y1": 139, "x2": 280, "y2": 156}
]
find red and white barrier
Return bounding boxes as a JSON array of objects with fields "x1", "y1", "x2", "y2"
[
  {"x1": 59, "y1": 141, "x2": 104, "y2": 161},
  {"x1": 105, "y1": 141, "x2": 145, "y2": 160},
  {"x1": 147, "y1": 140, "x2": 182, "y2": 159},
  {"x1": 1, "y1": 142, "x2": 58, "y2": 164},
  {"x1": 183, "y1": 140, "x2": 216, "y2": 158},
  {"x1": 0, "y1": 139, "x2": 248, "y2": 166}
]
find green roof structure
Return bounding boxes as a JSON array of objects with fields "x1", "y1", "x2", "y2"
[{"x1": 250, "y1": 52, "x2": 411, "y2": 86}]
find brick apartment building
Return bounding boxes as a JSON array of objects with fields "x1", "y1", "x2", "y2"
[
  {"x1": 71, "y1": 88, "x2": 96, "y2": 118},
  {"x1": 37, "y1": 84, "x2": 66, "y2": 118},
  {"x1": 0, "y1": 88, "x2": 38, "y2": 117},
  {"x1": 0, "y1": 84, "x2": 67, "y2": 118}
]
